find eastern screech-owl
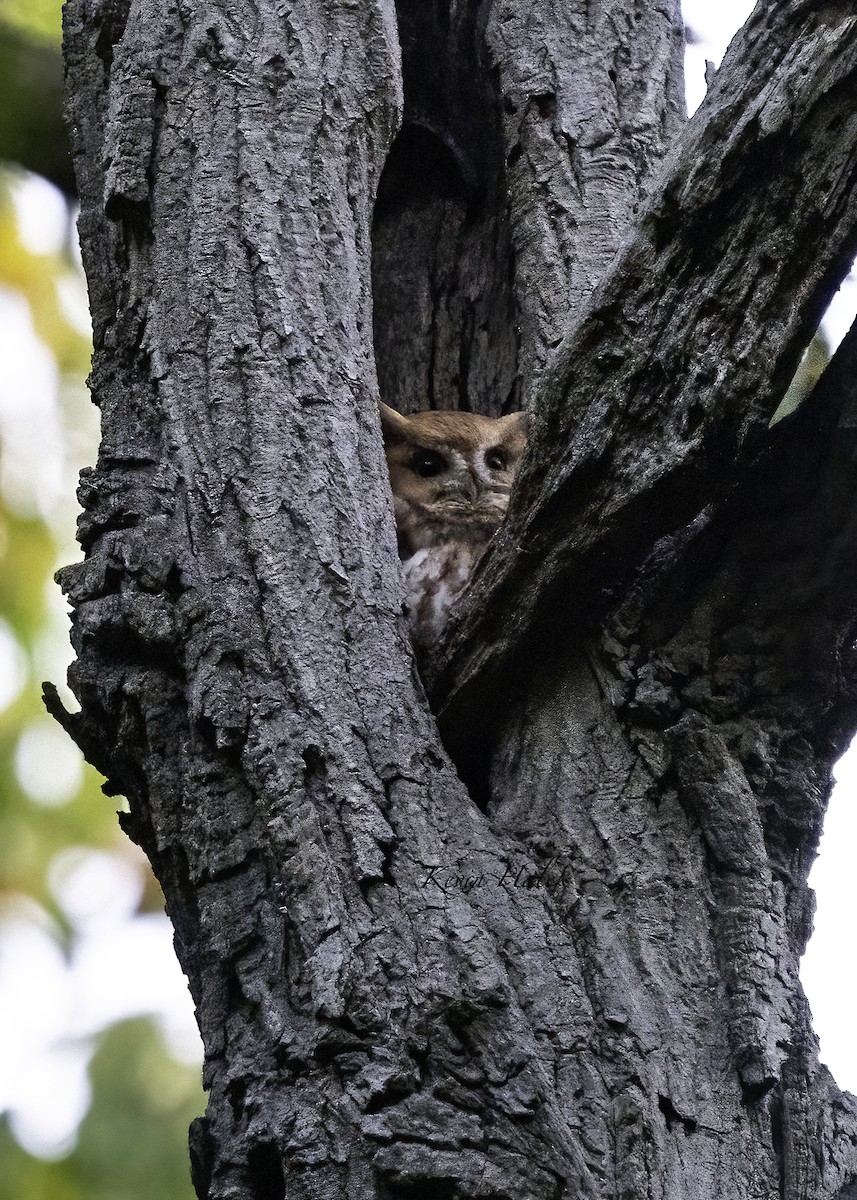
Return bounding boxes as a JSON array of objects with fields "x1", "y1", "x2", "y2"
[{"x1": 381, "y1": 403, "x2": 527, "y2": 649}]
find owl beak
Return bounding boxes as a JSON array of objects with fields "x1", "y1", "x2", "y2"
[{"x1": 441, "y1": 473, "x2": 480, "y2": 503}]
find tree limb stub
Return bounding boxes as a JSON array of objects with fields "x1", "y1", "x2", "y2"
[{"x1": 429, "y1": 3, "x2": 857, "y2": 763}]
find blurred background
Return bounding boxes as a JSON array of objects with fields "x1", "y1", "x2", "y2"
[
  {"x1": 0, "y1": 2, "x2": 854, "y2": 1198},
  {"x1": 0, "y1": 2, "x2": 205, "y2": 1198}
]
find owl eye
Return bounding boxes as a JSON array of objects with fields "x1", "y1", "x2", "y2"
[
  {"x1": 485, "y1": 448, "x2": 507, "y2": 472},
  {"x1": 410, "y1": 449, "x2": 447, "y2": 477}
]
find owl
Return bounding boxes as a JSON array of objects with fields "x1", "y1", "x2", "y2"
[{"x1": 380, "y1": 403, "x2": 527, "y2": 650}]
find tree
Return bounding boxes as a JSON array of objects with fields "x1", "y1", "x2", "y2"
[{"x1": 53, "y1": 0, "x2": 857, "y2": 1197}]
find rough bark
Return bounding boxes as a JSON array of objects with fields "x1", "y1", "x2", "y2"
[
  {"x1": 371, "y1": 0, "x2": 519, "y2": 418},
  {"x1": 55, "y1": 1, "x2": 857, "y2": 1199},
  {"x1": 432, "y1": 0, "x2": 857, "y2": 745},
  {"x1": 370, "y1": 0, "x2": 684, "y2": 417},
  {"x1": 485, "y1": 0, "x2": 685, "y2": 402}
]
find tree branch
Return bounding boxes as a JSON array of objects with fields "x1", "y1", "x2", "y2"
[
  {"x1": 430, "y1": 2, "x2": 857, "y2": 765},
  {"x1": 485, "y1": 0, "x2": 685, "y2": 403}
]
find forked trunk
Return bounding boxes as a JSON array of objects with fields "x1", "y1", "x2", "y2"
[{"x1": 56, "y1": 1, "x2": 857, "y2": 1197}]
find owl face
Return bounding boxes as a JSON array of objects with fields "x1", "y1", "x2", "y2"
[{"x1": 381, "y1": 404, "x2": 527, "y2": 557}]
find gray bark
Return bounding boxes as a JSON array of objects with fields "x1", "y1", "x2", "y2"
[{"x1": 54, "y1": 1, "x2": 857, "y2": 1199}]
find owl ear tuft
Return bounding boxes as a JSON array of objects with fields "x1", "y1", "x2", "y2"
[
  {"x1": 379, "y1": 402, "x2": 411, "y2": 445},
  {"x1": 498, "y1": 409, "x2": 528, "y2": 441}
]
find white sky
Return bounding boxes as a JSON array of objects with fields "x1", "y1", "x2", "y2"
[{"x1": 0, "y1": 0, "x2": 856, "y2": 1160}]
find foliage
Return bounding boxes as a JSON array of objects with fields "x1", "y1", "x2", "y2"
[
  {"x1": 0, "y1": 14, "x2": 69, "y2": 194},
  {"x1": 0, "y1": 1021, "x2": 203, "y2": 1200},
  {"x1": 0, "y1": 0, "x2": 60, "y2": 45}
]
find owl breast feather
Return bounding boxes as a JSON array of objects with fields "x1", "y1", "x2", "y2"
[{"x1": 401, "y1": 542, "x2": 483, "y2": 649}]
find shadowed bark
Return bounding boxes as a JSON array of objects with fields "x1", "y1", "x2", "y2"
[
  {"x1": 54, "y1": 0, "x2": 857, "y2": 1197},
  {"x1": 430, "y1": 1, "x2": 857, "y2": 753}
]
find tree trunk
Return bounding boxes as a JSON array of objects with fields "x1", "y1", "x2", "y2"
[{"x1": 55, "y1": 1, "x2": 857, "y2": 1198}]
